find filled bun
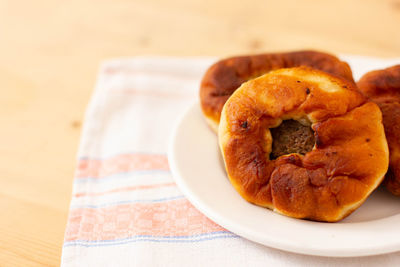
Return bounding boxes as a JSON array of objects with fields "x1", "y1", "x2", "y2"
[
  {"x1": 357, "y1": 65, "x2": 400, "y2": 196},
  {"x1": 219, "y1": 67, "x2": 388, "y2": 222},
  {"x1": 200, "y1": 50, "x2": 354, "y2": 132}
]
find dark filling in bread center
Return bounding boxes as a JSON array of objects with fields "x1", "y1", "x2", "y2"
[{"x1": 270, "y1": 120, "x2": 315, "y2": 159}]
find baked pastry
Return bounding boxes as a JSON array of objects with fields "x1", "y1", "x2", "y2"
[
  {"x1": 219, "y1": 67, "x2": 388, "y2": 222},
  {"x1": 357, "y1": 65, "x2": 400, "y2": 196},
  {"x1": 200, "y1": 50, "x2": 355, "y2": 132}
]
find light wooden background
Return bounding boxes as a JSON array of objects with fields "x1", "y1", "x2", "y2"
[{"x1": 1, "y1": 0, "x2": 399, "y2": 265}]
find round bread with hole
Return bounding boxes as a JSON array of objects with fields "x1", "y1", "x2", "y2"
[
  {"x1": 357, "y1": 65, "x2": 400, "y2": 196},
  {"x1": 200, "y1": 50, "x2": 354, "y2": 132},
  {"x1": 218, "y1": 67, "x2": 388, "y2": 222}
]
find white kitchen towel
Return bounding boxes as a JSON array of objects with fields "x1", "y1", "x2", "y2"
[{"x1": 61, "y1": 56, "x2": 400, "y2": 266}]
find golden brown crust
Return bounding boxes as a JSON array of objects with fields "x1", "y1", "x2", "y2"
[
  {"x1": 357, "y1": 65, "x2": 400, "y2": 196},
  {"x1": 200, "y1": 50, "x2": 355, "y2": 130},
  {"x1": 219, "y1": 67, "x2": 388, "y2": 222}
]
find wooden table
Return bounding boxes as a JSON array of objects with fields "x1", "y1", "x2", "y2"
[{"x1": 1, "y1": 0, "x2": 399, "y2": 265}]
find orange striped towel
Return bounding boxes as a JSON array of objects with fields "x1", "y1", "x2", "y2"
[{"x1": 61, "y1": 57, "x2": 400, "y2": 266}]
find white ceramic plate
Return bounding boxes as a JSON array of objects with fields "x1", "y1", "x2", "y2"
[{"x1": 168, "y1": 56, "x2": 400, "y2": 257}]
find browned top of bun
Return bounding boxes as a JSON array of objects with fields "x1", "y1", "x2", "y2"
[
  {"x1": 219, "y1": 67, "x2": 388, "y2": 222},
  {"x1": 357, "y1": 65, "x2": 400, "y2": 103},
  {"x1": 357, "y1": 65, "x2": 400, "y2": 195},
  {"x1": 200, "y1": 50, "x2": 354, "y2": 131}
]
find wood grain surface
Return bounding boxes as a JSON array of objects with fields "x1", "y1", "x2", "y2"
[{"x1": 0, "y1": 0, "x2": 399, "y2": 266}]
